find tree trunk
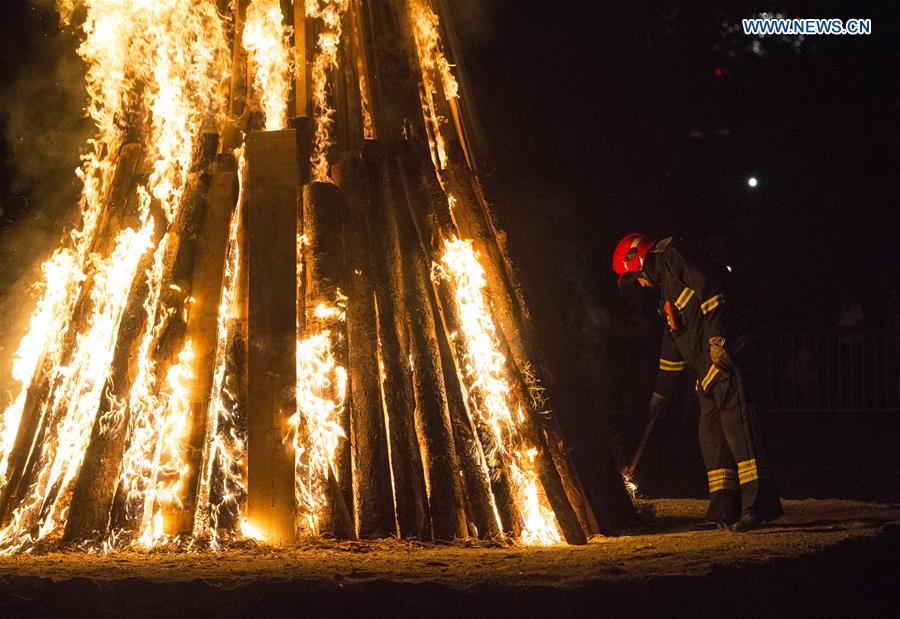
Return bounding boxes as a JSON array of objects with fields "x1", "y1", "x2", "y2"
[
  {"x1": 62, "y1": 213, "x2": 165, "y2": 544},
  {"x1": 361, "y1": 141, "x2": 430, "y2": 539},
  {"x1": 301, "y1": 181, "x2": 355, "y2": 540},
  {"x1": 0, "y1": 143, "x2": 144, "y2": 526},
  {"x1": 168, "y1": 155, "x2": 240, "y2": 535},
  {"x1": 380, "y1": 147, "x2": 466, "y2": 540},
  {"x1": 333, "y1": 154, "x2": 395, "y2": 538}
]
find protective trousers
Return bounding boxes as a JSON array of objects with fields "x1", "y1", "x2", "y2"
[{"x1": 697, "y1": 363, "x2": 783, "y2": 522}]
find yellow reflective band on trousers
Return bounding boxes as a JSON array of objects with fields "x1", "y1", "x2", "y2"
[
  {"x1": 701, "y1": 294, "x2": 724, "y2": 315},
  {"x1": 701, "y1": 364, "x2": 719, "y2": 390},
  {"x1": 675, "y1": 287, "x2": 695, "y2": 310},
  {"x1": 738, "y1": 458, "x2": 759, "y2": 484},
  {"x1": 707, "y1": 468, "x2": 738, "y2": 493},
  {"x1": 659, "y1": 358, "x2": 687, "y2": 372}
]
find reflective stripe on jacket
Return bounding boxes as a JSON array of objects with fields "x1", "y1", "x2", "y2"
[{"x1": 647, "y1": 237, "x2": 736, "y2": 396}]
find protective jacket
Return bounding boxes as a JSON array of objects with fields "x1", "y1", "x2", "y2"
[{"x1": 642, "y1": 236, "x2": 742, "y2": 398}]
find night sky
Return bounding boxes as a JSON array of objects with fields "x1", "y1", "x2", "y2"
[
  {"x1": 1, "y1": 2, "x2": 897, "y2": 320},
  {"x1": 0, "y1": 2, "x2": 897, "y2": 476},
  {"x1": 449, "y1": 1, "x2": 899, "y2": 332}
]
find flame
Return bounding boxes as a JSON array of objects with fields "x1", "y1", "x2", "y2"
[
  {"x1": 243, "y1": 0, "x2": 293, "y2": 131},
  {"x1": 306, "y1": 0, "x2": 350, "y2": 181},
  {"x1": 0, "y1": 0, "x2": 138, "y2": 484},
  {"x1": 193, "y1": 147, "x2": 248, "y2": 545},
  {"x1": 239, "y1": 516, "x2": 265, "y2": 541},
  {"x1": 623, "y1": 474, "x2": 640, "y2": 504},
  {"x1": 0, "y1": 0, "x2": 229, "y2": 552},
  {"x1": 134, "y1": 337, "x2": 195, "y2": 548},
  {"x1": 408, "y1": 0, "x2": 458, "y2": 170},
  {"x1": 409, "y1": 0, "x2": 458, "y2": 101},
  {"x1": 0, "y1": 222, "x2": 156, "y2": 552},
  {"x1": 349, "y1": 0, "x2": 375, "y2": 139},
  {"x1": 438, "y1": 238, "x2": 560, "y2": 545},
  {"x1": 0, "y1": 0, "x2": 572, "y2": 554},
  {"x1": 292, "y1": 307, "x2": 348, "y2": 534}
]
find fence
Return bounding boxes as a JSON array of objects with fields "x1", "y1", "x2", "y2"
[{"x1": 766, "y1": 331, "x2": 900, "y2": 412}]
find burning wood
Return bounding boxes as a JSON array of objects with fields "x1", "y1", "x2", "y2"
[{"x1": 0, "y1": 0, "x2": 635, "y2": 553}]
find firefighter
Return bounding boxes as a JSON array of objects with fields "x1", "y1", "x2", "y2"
[{"x1": 613, "y1": 233, "x2": 783, "y2": 531}]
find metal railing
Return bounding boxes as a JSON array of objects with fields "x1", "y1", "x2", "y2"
[{"x1": 767, "y1": 331, "x2": 900, "y2": 412}]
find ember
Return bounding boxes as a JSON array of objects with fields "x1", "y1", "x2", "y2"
[{"x1": 0, "y1": 0, "x2": 631, "y2": 553}]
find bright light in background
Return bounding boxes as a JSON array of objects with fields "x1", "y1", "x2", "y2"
[{"x1": 747, "y1": 176, "x2": 758, "y2": 188}]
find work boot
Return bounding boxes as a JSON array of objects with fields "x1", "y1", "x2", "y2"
[{"x1": 730, "y1": 505, "x2": 784, "y2": 533}]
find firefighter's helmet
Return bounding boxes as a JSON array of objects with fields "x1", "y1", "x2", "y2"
[{"x1": 612, "y1": 233, "x2": 656, "y2": 284}]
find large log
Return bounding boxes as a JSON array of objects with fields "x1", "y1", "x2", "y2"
[
  {"x1": 62, "y1": 184, "x2": 168, "y2": 544},
  {"x1": 0, "y1": 143, "x2": 144, "y2": 526},
  {"x1": 399, "y1": 0, "x2": 606, "y2": 532},
  {"x1": 397, "y1": 143, "x2": 586, "y2": 544},
  {"x1": 349, "y1": 0, "x2": 376, "y2": 140},
  {"x1": 393, "y1": 144, "x2": 520, "y2": 536},
  {"x1": 229, "y1": 0, "x2": 250, "y2": 119},
  {"x1": 359, "y1": 0, "x2": 426, "y2": 142},
  {"x1": 431, "y1": 268, "x2": 521, "y2": 537},
  {"x1": 381, "y1": 149, "x2": 466, "y2": 540},
  {"x1": 439, "y1": 156, "x2": 616, "y2": 536},
  {"x1": 103, "y1": 134, "x2": 220, "y2": 538},
  {"x1": 482, "y1": 296, "x2": 588, "y2": 545},
  {"x1": 301, "y1": 181, "x2": 354, "y2": 539},
  {"x1": 429, "y1": 0, "x2": 484, "y2": 170},
  {"x1": 388, "y1": 143, "x2": 501, "y2": 538},
  {"x1": 205, "y1": 318, "x2": 248, "y2": 533},
  {"x1": 434, "y1": 303, "x2": 500, "y2": 539},
  {"x1": 333, "y1": 155, "x2": 395, "y2": 538},
  {"x1": 294, "y1": 117, "x2": 312, "y2": 341},
  {"x1": 335, "y1": 7, "x2": 365, "y2": 151},
  {"x1": 362, "y1": 141, "x2": 430, "y2": 539},
  {"x1": 245, "y1": 129, "x2": 298, "y2": 546},
  {"x1": 392, "y1": 0, "x2": 630, "y2": 534},
  {"x1": 199, "y1": 149, "x2": 249, "y2": 535},
  {"x1": 167, "y1": 155, "x2": 239, "y2": 534}
]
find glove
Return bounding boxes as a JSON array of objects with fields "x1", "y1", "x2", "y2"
[
  {"x1": 709, "y1": 337, "x2": 733, "y2": 371},
  {"x1": 648, "y1": 392, "x2": 669, "y2": 419}
]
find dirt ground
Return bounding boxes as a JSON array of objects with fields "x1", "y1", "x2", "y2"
[{"x1": 0, "y1": 498, "x2": 897, "y2": 616}]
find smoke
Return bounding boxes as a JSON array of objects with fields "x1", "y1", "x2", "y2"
[
  {"x1": 438, "y1": 0, "x2": 495, "y2": 50},
  {"x1": 0, "y1": 2, "x2": 91, "y2": 409}
]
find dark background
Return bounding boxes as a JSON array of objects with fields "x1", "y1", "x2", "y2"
[
  {"x1": 449, "y1": 0, "x2": 899, "y2": 502},
  {"x1": 1, "y1": 1, "x2": 898, "y2": 503}
]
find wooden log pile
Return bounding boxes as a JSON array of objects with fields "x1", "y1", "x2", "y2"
[{"x1": 0, "y1": 0, "x2": 634, "y2": 551}]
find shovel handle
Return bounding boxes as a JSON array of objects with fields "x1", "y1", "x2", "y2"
[{"x1": 624, "y1": 416, "x2": 657, "y2": 478}]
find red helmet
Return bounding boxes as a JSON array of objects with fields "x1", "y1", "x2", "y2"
[{"x1": 612, "y1": 233, "x2": 656, "y2": 283}]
